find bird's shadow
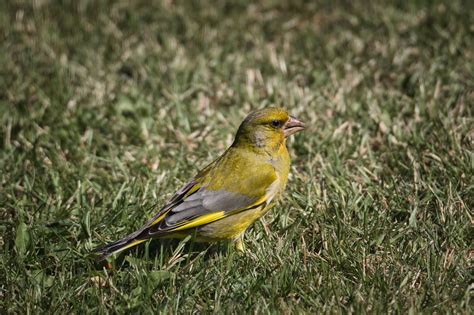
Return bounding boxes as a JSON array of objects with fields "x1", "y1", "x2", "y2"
[{"x1": 94, "y1": 238, "x2": 236, "y2": 270}]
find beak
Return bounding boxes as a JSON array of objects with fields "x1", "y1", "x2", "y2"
[{"x1": 283, "y1": 115, "x2": 305, "y2": 137}]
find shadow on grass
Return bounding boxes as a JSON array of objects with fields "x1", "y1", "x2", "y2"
[{"x1": 92, "y1": 237, "x2": 234, "y2": 270}]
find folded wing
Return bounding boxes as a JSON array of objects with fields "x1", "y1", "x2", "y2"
[{"x1": 135, "y1": 161, "x2": 279, "y2": 239}]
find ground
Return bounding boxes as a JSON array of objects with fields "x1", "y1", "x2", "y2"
[{"x1": 0, "y1": 0, "x2": 472, "y2": 313}]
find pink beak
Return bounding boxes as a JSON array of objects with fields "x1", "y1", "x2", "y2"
[{"x1": 283, "y1": 116, "x2": 305, "y2": 137}]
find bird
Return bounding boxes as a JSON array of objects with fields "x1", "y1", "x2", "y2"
[{"x1": 94, "y1": 107, "x2": 305, "y2": 260}]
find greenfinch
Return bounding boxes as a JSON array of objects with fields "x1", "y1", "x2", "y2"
[{"x1": 95, "y1": 107, "x2": 305, "y2": 260}]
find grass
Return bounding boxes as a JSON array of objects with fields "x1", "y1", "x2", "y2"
[{"x1": 1, "y1": 0, "x2": 472, "y2": 313}]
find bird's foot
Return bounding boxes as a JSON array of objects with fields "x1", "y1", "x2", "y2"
[{"x1": 234, "y1": 237, "x2": 245, "y2": 252}]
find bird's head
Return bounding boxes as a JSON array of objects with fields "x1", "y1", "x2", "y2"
[{"x1": 233, "y1": 107, "x2": 305, "y2": 151}]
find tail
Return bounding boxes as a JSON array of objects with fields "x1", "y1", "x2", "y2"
[
  {"x1": 93, "y1": 235, "x2": 147, "y2": 261},
  {"x1": 93, "y1": 201, "x2": 179, "y2": 261}
]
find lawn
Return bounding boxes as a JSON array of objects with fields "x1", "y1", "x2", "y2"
[{"x1": 1, "y1": 0, "x2": 472, "y2": 313}]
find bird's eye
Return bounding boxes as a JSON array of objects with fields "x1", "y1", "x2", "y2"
[{"x1": 271, "y1": 120, "x2": 281, "y2": 128}]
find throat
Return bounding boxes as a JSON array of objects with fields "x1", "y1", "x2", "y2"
[{"x1": 263, "y1": 139, "x2": 287, "y2": 157}]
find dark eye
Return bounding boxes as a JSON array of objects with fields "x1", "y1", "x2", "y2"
[{"x1": 271, "y1": 120, "x2": 281, "y2": 128}]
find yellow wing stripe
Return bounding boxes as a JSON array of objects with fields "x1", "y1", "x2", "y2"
[
  {"x1": 172, "y1": 211, "x2": 226, "y2": 231},
  {"x1": 184, "y1": 185, "x2": 200, "y2": 198},
  {"x1": 150, "y1": 212, "x2": 169, "y2": 226},
  {"x1": 169, "y1": 199, "x2": 267, "y2": 233}
]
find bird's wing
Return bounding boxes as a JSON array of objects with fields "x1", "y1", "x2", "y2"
[{"x1": 134, "y1": 161, "x2": 279, "y2": 239}]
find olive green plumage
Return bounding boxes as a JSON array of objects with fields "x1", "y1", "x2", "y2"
[{"x1": 94, "y1": 107, "x2": 305, "y2": 260}]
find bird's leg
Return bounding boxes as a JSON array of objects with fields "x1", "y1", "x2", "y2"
[{"x1": 234, "y1": 232, "x2": 245, "y2": 252}]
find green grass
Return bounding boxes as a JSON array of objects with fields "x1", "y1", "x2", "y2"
[{"x1": 1, "y1": 0, "x2": 472, "y2": 313}]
